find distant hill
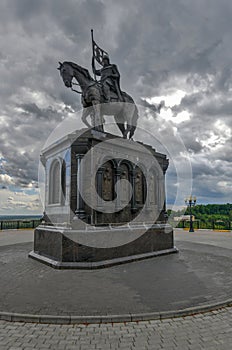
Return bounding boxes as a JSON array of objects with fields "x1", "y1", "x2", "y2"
[
  {"x1": 168, "y1": 203, "x2": 232, "y2": 225},
  {"x1": 0, "y1": 214, "x2": 42, "y2": 221}
]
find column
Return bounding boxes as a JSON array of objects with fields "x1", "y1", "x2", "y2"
[
  {"x1": 115, "y1": 166, "x2": 121, "y2": 211},
  {"x1": 131, "y1": 168, "x2": 137, "y2": 212},
  {"x1": 96, "y1": 166, "x2": 104, "y2": 210},
  {"x1": 74, "y1": 154, "x2": 86, "y2": 220}
]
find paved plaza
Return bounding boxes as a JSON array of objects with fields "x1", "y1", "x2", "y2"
[
  {"x1": 0, "y1": 228, "x2": 232, "y2": 349},
  {"x1": 0, "y1": 307, "x2": 232, "y2": 350}
]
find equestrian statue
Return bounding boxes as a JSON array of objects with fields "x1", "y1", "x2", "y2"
[{"x1": 58, "y1": 29, "x2": 139, "y2": 139}]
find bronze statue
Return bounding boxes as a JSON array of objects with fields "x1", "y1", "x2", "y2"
[
  {"x1": 58, "y1": 30, "x2": 139, "y2": 139},
  {"x1": 92, "y1": 54, "x2": 123, "y2": 102}
]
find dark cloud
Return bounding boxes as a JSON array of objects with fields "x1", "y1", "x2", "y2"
[
  {"x1": 19, "y1": 103, "x2": 67, "y2": 121},
  {"x1": 0, "y1": 0, "x2": 232, "y2": 210}
]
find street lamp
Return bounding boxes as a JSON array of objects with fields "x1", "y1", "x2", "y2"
[{"x1": 185, "y1": 196, "x2": 196, "y2": 232}]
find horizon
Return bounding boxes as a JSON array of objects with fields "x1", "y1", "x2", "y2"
[{"x1": 1, "y1": 202, "x2": 232, "y2": 217}]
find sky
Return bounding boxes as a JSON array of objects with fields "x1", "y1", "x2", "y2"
[{"x1": 0, "y1": 0, "x2": 232, "y2": 215}]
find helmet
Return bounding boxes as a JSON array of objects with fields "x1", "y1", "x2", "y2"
[{"x1": 102, "y1": 53, "x2": 110, "y2": 62}]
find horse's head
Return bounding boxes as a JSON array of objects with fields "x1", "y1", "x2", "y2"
[{"x1": 58, "y1": 62, "x2": 73, "y2": 88}]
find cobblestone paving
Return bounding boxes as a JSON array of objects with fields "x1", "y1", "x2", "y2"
[
  {"x1": 0, "y1": 307, "x2": 232, "y2": 350},
  {"x1": 1, "y1": 229, "x2": 232, "y2": 349},
  {"x1": 1, "y1": 240, "x2": 232, "y2": 316}
]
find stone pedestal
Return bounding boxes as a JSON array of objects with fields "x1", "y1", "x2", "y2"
[{"x1": 29, "y1": 129, "x2": 177, "y2": 268}]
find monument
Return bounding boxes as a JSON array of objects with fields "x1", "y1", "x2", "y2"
[{"x1": 29, "y1": 30, "x2": 177, "y2": 268}]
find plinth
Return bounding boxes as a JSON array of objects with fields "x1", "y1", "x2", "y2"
[{"x1": 29, "y1": 129, "x2": 177, "y2": 268}]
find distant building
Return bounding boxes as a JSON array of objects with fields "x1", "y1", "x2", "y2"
[{"x1": 173, "y1": 215, "x2": 195, "y2": 222}]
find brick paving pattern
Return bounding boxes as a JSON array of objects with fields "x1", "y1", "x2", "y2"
[
  {"x1": 0, "y1": 307, "x2": 232, "y2": 349},
  {"x1": 0, "y1": 239, "x2": 232, "y2": 316},
  {"x1": 0, "y1": 229, "x2": 232, "y2": 348}
]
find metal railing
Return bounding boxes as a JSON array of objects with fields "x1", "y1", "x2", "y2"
[
  {"x1": 0, "y1": 219, "x2": 41, "y2": 230},
  {"x1": 169, "y1": 219, "x2": 232, "y2": 231}
]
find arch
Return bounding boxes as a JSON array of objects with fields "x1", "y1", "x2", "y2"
[
  {"x1": 49, "y1": 160, "x2": 60, "y2": 204},
  {"x1": 118, "y1": 159, "x2": 133, "y2": 172},
  {"x1": 99, "y1": 155, "x2": 118, "y2": 170},
  {"x1": 48, "y1": 158, "x2": 66, "y2": 205},
  {"x1": 61, "y1": 160, "x2": 66, "y2": 204}
]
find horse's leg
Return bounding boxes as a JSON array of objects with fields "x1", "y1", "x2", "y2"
[
  {"x1": 118, "y1": 122, "x2": 126, "y2": 138},
  {"x1": 129, "y1": 126, "x2": 136, "y2": 139},
  {"x1": 81, "y1": 107, "x2": 92, "y2": 129},
  {"x1": 123, "y1": 104, "x2": 138, "y2": 139},
  {"x1": 129, "y1": 106, "x2": 139, "y2": 139},
  {"x1": 120, "y1": 123, "x2": 126, "y2": 138},
  {"x1": 88, "y1": 86, "x2": 104, "y2": 132},
  {"x1": 99, "y1": 108, "x2": 104, "y2": 133},
  {"x1": 114, "y1": 112, "x2": 126, "y2": 138},
  {"x1": 121, "y1": 104, "x2": 133, "y2": 139},
  {"x1": 92, "y1": 101, "x2": 103, "y2": 132}
]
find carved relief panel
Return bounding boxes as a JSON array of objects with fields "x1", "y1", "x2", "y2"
[
  {"x1": 120, "y1": 163, "x2": 130, "y2": 206},
  {"x1": 135, "y1": 166, "x2": 145, "y2": 206},
  {"x1": 149, "y1": 171, "x2": 156, "y2": 206},
  {"x1": 102, "y1": 161, "x2": 114, "y2": 201}
]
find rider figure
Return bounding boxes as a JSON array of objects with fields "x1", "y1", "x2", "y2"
[{"x1": 92, "y1": 54, "x2": 123, "y2": 102}]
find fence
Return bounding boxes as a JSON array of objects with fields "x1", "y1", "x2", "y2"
[
  {"x1": 0, "y1": 219, "x2": 41, "y2": 230},
  {"x1": 170, "y1": 219, "x2": 231, "y2": 230}
]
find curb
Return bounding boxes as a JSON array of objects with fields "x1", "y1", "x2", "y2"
[
  {"x1": 1, "y1": 299, "x2": 232, "y2": 325},
  {"x1": 28, "y1": 247, "x2": 179, "y2": 269}
]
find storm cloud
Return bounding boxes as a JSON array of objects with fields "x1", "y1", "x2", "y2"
[{"x1": 0, "y1": 0, "x2": 232, "y2": 213}]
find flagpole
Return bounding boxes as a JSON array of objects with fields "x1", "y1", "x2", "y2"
[{"x1": 91, "y1": 29, "x2": 96, "y2": 81}]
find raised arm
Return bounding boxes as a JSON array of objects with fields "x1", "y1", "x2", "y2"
[{"x1": 111, "y1": 64, "x2": 120, "y2": 78}]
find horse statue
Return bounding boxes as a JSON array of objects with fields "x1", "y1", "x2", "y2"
[{"x1": 58, "y1": 61, "x2": 139, "y2": 139}]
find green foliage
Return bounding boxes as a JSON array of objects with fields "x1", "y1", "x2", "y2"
[{"x1": 168, "y1": 203, "x2": 232, "y2": 229}]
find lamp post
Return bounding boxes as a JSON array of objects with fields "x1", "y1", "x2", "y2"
[{"x1": 185, "y1": 196, "x2": 196, "y2": 232}]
